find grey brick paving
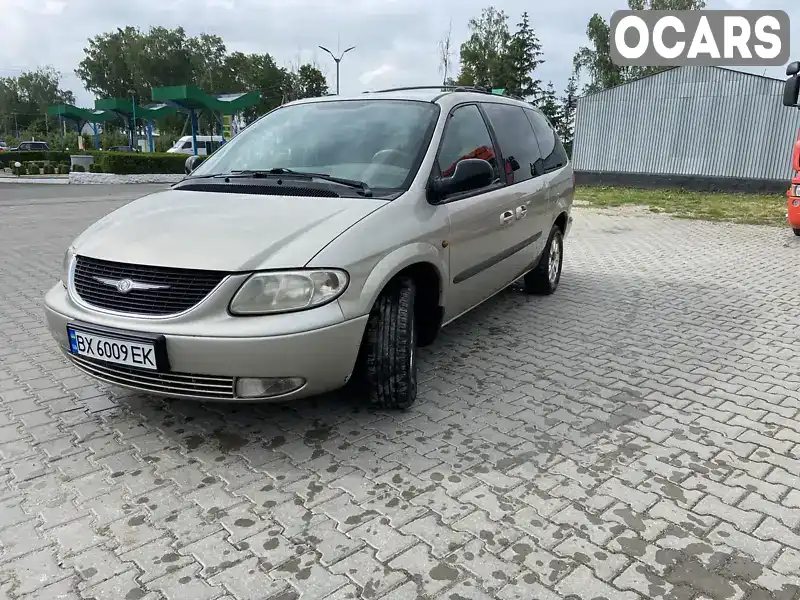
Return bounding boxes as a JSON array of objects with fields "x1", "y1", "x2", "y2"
[{"x1": 2, "y1": 185, "x2": 800, "y2": 599}]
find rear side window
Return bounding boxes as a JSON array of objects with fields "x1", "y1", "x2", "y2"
[
  {"x1": 437, "y1": 104, "x2": 500, "y2": 180},
  {"x1": 524, "y1": 108, "x2": 568, "y2": 173},
  {"x1": 481, "y1": 103, "x2": 543, "y2": 184}
]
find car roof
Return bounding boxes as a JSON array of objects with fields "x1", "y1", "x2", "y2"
[{"x1": 285, "y1": 86, "x2": 541, "y2": 113}]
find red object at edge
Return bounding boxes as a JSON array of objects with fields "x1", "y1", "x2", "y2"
[{"x1": 788, "y1": 128, "x2": 800, "y2": 229}]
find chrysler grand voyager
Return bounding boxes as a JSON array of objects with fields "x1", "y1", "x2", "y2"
[{"x1": 44, "y1": 86, "x2": 574, "y2": 410}]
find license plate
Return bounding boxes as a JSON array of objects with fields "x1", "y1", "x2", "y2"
[{"x1": 67, "y1": 327, "x2": 158, "y2": 370}]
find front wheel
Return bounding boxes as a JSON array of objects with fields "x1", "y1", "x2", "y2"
[
  {"x1": 793, "y1": 228, "x2": 800, "y2": 236},
  {"x1": 524, "y1": 224, "x2": 564, "y2": 295},
  {"x1": 362, "y1": 277, "x2": 418, "y2": 410}
]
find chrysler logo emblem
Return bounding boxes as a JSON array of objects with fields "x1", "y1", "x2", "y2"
[
  {"x1": 116, "y1": 278, "x2": 133, "y2": 293},
  {"x1": 93, "y1": 276, "x2": 169, "y2": 293}
]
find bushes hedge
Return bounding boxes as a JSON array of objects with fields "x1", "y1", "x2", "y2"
[
  {"x1": 72, "y1": 164, "x2": 85, "y2": 173},
  {"x1": 0, "y1": 151, "x2": 71, "y2": 168},
  {"x1": 96, "y1": 151, "x2": 189, "y2": 175},
  {"x1": 2, "y1": 149, "x2": 205, "y2": 175}
]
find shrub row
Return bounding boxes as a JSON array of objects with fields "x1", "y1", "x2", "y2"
[
  {"x1": 13, "y1": 164, "x2": 70, "y2": 176},
  {"x1": 0, "y1": 150, "x2": 72, "y2": 167},
  {"x1": 95, "y1": 152, "x2": 190, "y2": 175},
  {"x1": 3, "y1": 150, "x2": 209, "y2": 175}
]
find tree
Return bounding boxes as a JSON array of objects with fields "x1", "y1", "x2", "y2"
[
  {"x1": 456, "y1": 7, "x2": 511, "y2": 88},
  {"x1": 558, "y1": 73, "x2": 579, "y2": 155},
  {"x1": 573, "y1": 0, "x2": 707, "y2": 94},
  {"x1": 224, "y1": 52, "x2": 287, "y2": 123},
  {"x1": 74, "y1": 26, "x2": 321, "y2": 135},
  {"x1": 284, "y1": 64, "x2": 329, "y2": 103},
  {"x1": 438, "y1": 21, "x2": 454, "y2": 86},
  {"x1": 536, "y1": 82, "x2": 562, "y2": 132},
  {"x1": 573, "y1": 14, "x2": 628, "y2": 94},
  {"x1": 0, "y1": 66, "x2": 74, "y2": 138},
  {"x1": 75, "y1": 27, "x2": 144, "y2": 100},
  {"x1": 505, "y1": 12, "x2": 544, "y2": 100}
]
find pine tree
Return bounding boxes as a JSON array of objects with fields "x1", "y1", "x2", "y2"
[
  {"x1": 536, "y1": 82, "x2": 561, "y2": 132},
  {"x1": 505, "y1": 12, "x2": 544, "y2": 100},
  {"x1": 557, "y1": 73, "x2": 578, "y2": 156}
]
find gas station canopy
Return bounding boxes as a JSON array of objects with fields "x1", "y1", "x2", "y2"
[
  {"x1": 150, "y1": 85, "x2": 260, "y2": 114},
  {"x1": 94, "y1": 98, "x2": 177, "y2": 120},
  {"x1": 150, "y1": 85, "x2": 260, "y2": 155},
  {"x1": 46, "y1": 104, "x2": 116, "y2": 124},
  {"x1": 46, "y1": 104, "x2": 118, "y2": 149},
  {"x1": 47, "y1": 85, "x2": 259, "y2": 155}
]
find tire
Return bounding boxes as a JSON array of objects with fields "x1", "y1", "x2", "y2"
[
  {"x1": 794, "y1": 228, "x2": 800, "y2": 236},
  {"x1": 524, "y1": 224, "x2": 564, "y2": 295},
  {"x1": 362, "y1": 277, "x2": 418, "y2": 410}
]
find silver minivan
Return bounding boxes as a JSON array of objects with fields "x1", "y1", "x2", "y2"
[{"x1": 44, "y1": 86, "x2": 573, "y2": 410}]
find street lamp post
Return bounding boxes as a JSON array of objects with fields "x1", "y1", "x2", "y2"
[{"x1": 318, "y1": 45, "x2": 355, "y2": 95}]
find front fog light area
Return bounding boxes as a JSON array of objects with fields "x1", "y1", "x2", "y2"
[{"x1": 235, "y1": 377, "x2": 306, "y2": 398}]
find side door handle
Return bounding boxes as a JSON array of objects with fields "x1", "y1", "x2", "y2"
[
  {"x1": 500, "y1": 210, "x2": 515, "y2": 225},
  {"x1": 515, "y1": 205, "x2": 527, "y2": 219}
]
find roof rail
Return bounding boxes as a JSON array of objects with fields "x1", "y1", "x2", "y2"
[{"x1": 368, "y1": 85, "x2": 525, "y2": 101}]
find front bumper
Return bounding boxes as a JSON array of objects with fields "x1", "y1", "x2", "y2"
[{"x1": 44, "y1": 283, "x2": 368, "y2": 402}]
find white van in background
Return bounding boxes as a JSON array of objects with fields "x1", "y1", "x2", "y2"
[{"x1": 166, "y1": 135, "x2": 224, "y2": 155}]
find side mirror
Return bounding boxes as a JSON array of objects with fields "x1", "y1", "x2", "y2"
[
  {"x1": 428, "y1": 158, "x2": 494, "y2": 203},
  {"x1": 784, "y1": 76, "x2": 800, "y2": 107},
  {"x1": 787, "y1": 61, "x2": 800, "y2": 76},
  {"x1": 185, "y1": 155, "x2": 200, "y2": 174}
]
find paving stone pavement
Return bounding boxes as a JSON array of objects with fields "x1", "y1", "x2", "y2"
[{"x1": 2, "y1": 186, "x2": 800, "y2": 599}]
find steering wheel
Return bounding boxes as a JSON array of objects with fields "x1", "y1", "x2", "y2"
[{"x1": 371, "y1": 148, "x2": 410, "y2": 168}]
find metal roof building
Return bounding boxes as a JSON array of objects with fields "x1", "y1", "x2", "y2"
[{"x1": 572, "y1": 65, "x2": 800, "y2": 192}]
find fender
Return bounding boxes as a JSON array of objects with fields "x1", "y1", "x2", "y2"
[{"x1": 336, "y1": 242, "x2": 448, "y2": 321}]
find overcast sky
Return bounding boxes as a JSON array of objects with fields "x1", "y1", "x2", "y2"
[{"x1": 1, "y1": 0, "x2": 798, "y2": 107}]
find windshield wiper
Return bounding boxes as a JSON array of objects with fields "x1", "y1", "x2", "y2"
[{"x1": 227, "y1": 168, "x2": 372, "y2": 197}]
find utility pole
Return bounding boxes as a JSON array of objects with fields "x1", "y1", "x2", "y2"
[{"x1": 318, "y1": 44, "x2": 355, "y2": 95}]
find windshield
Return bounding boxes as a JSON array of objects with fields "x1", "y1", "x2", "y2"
[{"x1": 188, "y1": 99, "x2": 440, "y2": 192}]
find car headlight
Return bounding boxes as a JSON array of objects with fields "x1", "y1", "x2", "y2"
[
  {"x1": 793, "y1": 184, "x2": 800, "y2": 197},
  {"x1": 229, "y1": 269, "x2": 349, "y2": 315},
  {"x1": 60, "y1": 246, "x2": 75, "y2": 287}
]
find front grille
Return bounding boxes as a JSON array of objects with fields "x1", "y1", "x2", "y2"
[
  {"x1": 72, "y1": 255, "x2": 228, "y2": 316},
  {"x1": 68, "y1": 353, "x2": 235, "y2": 400}
]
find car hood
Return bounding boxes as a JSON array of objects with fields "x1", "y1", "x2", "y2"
[{"x1": 72, "y1": 188, "x2": 389, "y2": 271}]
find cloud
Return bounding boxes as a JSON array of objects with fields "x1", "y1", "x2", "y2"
[
  {"x1": 359, "y1": 64, "x2": 396, "y2": 86},
  {"x1": 0, "y1": 0, "x2": 796, "y2": 109}
]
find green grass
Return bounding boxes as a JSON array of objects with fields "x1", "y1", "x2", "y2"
[{"x1": 575, "y1": 185, "x2": 788, "y2": 226}]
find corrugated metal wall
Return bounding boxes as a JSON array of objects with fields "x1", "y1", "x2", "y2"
[{"x1": 573, "y1": 66, "x2": 800, "y2": 181}]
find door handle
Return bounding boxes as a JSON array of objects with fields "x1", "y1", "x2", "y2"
[
  {"x1": 516, "y1": 205, "x2": 528, "y2": 219},
  {"x1": 500, "y1": 210, "x2": 515, "y2": 225}
]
